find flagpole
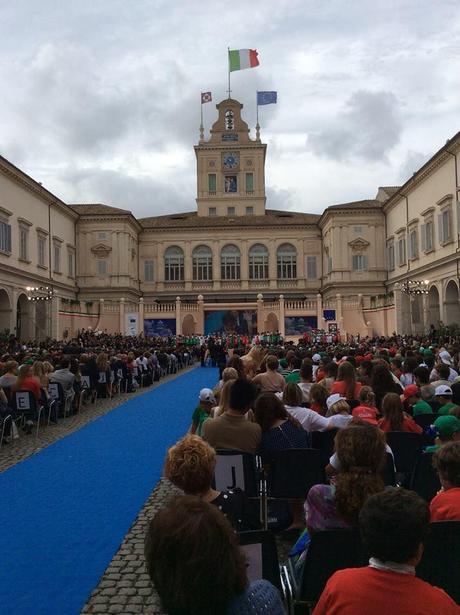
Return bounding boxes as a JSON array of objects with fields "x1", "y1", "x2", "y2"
[
  {"x1": 227, "y1": 47, "x2": 231, "y2": 98},
  {"x1": 199, "y1": 95, "x2": 204, "y2": 141},
  {"x1": 256, "y1": 91, "x2": 259, "y2": 125}
]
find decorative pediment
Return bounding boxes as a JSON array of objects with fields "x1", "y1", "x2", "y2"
[
  {"x1": 348, "y1": 237, "x2": 370, "y2": 253},
  {"x1": 91, "y1": 243, "x2": 112, "y2": 258}
]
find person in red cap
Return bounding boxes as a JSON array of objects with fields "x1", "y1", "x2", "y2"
[{"x1": 403, "y1": 385, "x2": 432, "y2": 415}]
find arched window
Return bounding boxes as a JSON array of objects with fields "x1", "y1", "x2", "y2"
[
  {"x1": 164, "y1": 246, "x2": 184, "y2": 282},
  {"x1": 221, "y1": 244, "x2": 241, "y2": 280},
  {"x1": 192, "y1": 245, "x2": 213, "y2": 281},
  {"x1": 249, "y1": 244, "x2": 269, "y2": 280},
  {"x1": 277, "y1": 243, "x2": 297, "y2": 279}
]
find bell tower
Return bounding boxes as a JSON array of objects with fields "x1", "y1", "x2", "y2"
[{"x1": 194, "y1": 98, "x2": 266, "y2": 217}]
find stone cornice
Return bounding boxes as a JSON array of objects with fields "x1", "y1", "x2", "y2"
[
  {"x1": 139, "y1": 222, "x2": 320, "y2": 235},
  {"x1": 383, "y1": 132, "x2": 460, "y2": 213},
  {"x1": 76, "y1": 214, "x2": 142, "y2": 232},
  {"x1": 0, "y1": 260, "x2": 77, "y2": 291},
  {"x1": 0, "y1": 156, "x2": 79, "y2": 221}
]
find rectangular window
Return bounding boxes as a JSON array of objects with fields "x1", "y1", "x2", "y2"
[
  {"x1": 144, "y1": 260, "x2": 154, "y2": 282},
  {"x1": 246, "y1": 206, "x2": 254, "y2": 216},
  {"x1": 54, "y1": 244, "x2": 61, "y2": 273},
  {"x1": 208, "y1": 174, "x2": 216, "y2": 193},
  {"x1": 19, "y1": 227, "x2": 28, "y2": 261},
  {"x1": 227, "y1": 206, "x2": 235, "y2": 216},
  {"x1": 68, "y1": 251, "x2": 74, "y2": 277},
  {"x1": 397, "y1": 236, "x2": 406, "y2": 266},
  {"x1": 354, "y1": 226, "x2": 362, "y2": 234},
  {"x1": 245, "y1": 173, "x2": 254, "y2": 193},
  {"x1": 0, "y1": 220, "x2": 12, "y2": 253},
  {"x1": 97, "y1": 232, "x2": 107, "y2": 240},
  {"x1": 327, "y1": 256, "x2": 333, "y2": 274},
  {"x1": 352, "y1": 254, "x2": 368, "y2": 271},
  {"x1": 421, "y1": 221, "x2": 433, "y2": 252},
  {"x1": 438, "y1": 209, "x2": 452, "y2": 244},
  {"x1": 209, "y1": 207, "x2": 217, "y2": 216},
  {"x1": 306, "y1": 256, "x2": 317, "y2": 279},
  {"x1": 38, "y1": 236, "x2": 46, "y2": 267},
  {"x1": 97, "y1": 259, "x2": 107, "y2": 276},
  {"x1": 409, "y1": 229, "x2": 418, "y2": 260},
  {"x1": 387, "y1": 243, "x2": 395, "y2": 271}
]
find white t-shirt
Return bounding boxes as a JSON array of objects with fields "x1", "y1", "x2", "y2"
[
  {"x1": 285, "y1": 404, "x2": 331, "y2": 432},
  {"x1": 328, "y1": 414, "x2": 353, "y2": 429}
]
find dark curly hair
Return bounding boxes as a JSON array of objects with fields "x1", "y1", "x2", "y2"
[
  {"x1": 144, "y1": 496, "x2": 247, "y2": 615},
  {"x1": 334, "y1": 422, "x2": 386, "y2": 525}
]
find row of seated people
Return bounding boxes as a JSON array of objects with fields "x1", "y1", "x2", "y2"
[{"x1": 0, "y1": 347, "x2": 194, "y2": 441}]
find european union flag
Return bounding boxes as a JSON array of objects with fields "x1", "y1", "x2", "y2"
[{"x1": 257, "y1": 91, "x2": 277, "y2": 105}]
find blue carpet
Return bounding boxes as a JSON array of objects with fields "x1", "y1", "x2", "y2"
[{"x1": 0, "y1": 366, "x2": 219, "y2": 615}]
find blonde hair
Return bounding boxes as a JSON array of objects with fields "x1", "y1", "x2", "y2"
[
  {"x1": 359, "y1": 386, "x2": 376, "y2": 406},
  {"x1": 326, "y1": 399, "x2": 350, "y2": 417},
  {"x1": 222, "y1": 367, "x2": 238, "y2": 382},
  {"x1": 165, "y1": 435, "x2": 216, "y2": 494},
  {"x1": 214, "y1": 380, "x2": 234, "y2": 417},
  {"x1": 43, "y1": 361, "x2": 54, "y2": 374}
]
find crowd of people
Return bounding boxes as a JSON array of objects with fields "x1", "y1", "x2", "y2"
[
  {"x1": 144, "y1": 334, "x2": 460, "y2": 614},
  {"x1": 0, "y1": 331, "x2": 196, "y2": 439}
]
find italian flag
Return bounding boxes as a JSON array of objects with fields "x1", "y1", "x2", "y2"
[{"x1": 229, "y1": 49, "x2": 259, "y2": 72}]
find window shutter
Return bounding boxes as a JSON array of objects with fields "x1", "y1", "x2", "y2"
[
  {"x1": 6, "y1": 224, "x2": 11, "y2": 252},
  {"x1": 457, "y1": 201, "x2": 460, "y2": 236},
  {"x1": 420, "y1": 224, "x2": 426, "y2": 252},
  {"x1": 438, "y1": 214, "x2": 443, "y2": 243},
  {"x1": 363, "y1": 255, "x2": 368, "y2": 270},
  {"x1": 446, "y1": 209, "x2": 452, "y2": 240}
]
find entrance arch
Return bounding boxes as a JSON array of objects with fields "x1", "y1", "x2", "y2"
[
  {"x1": 444, "y1": 280, "x2": 460, "y2": 326},
  {"x1": 0, "y1": 289, "x2": 12, "y2": 335},
  {"x1": 182, "y1": 313, "x2": 196, "y2": 336},
  {"x1": 16, "y1": 293, "x2": 32, "y2": 341},
  {"x1": 428, "y1": 286, "x2": 441, "y2": 329},
  {"x1": 265, "y1": 312, "x2": 279, "y2": 333}
]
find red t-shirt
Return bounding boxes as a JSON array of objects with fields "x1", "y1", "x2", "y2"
[
  {"x1": 430, "y1": 488, "x2": 460, "y2": 522},
  {"x1": 312, "y1": 567, "x2": 459, "y2": 615},
  {"x1": 331, "y1": 380, "x2": 362, "y2": 400},
  {"x1": 378, "y1": 415, "x2": 423, "y2": 434},
  {"x1": 13, "y1": 376, "x2": 41, "y2": 401},
  {"x1": 352, "y1": 404, "x2": 379, "y2": 426}
]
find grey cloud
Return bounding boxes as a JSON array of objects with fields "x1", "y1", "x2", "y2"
[
  {"x1": 58, "y1": 167, "x2": 195, "y2": 218},
  {"x1": 398, "y1": 150, "x2": 430, "y2": 183},
  {"x1": 307, "y1": 90, "x2": 402, "y2": 162}
]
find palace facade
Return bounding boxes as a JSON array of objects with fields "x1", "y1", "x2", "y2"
[{"x1": 0, "y1": 97, "x2": 459, "y2": 340}]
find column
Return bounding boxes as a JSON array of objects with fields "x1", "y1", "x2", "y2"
[
  {"x1": 184, "y1": 241, "x2": 192, "y2": 291},
  {"x1": 96, "y1": 298, "x2": 104, "y2": 331},
  {"x1": 50, "y1": 294, "x2": 60, "y2": 339},
  {"x1": 119, "y1": 297, "x2": 125, "y2": 334},
  {"x1": 139, "y1": 297, "x2": 144, "y2": 335},
  {"x1": 197, "y1": 295, "x2": 204, "y2": 334},
  {"x1": 212, "y1": 241, "x2": 220, "y2": 290},
  {"x1": 257, "y1": 293, "x2": 264, "y2": 334},
  {"x1": 422, "y1": 293, "x2": 429, "y2": 335},
  {"x1": 241, "y1": 240, "x2": 249, "y2": 290},
  {"x1": 176, "y1": 296, "x2": 181, "y2": 335},
  {"x1": 269, "y1": 240, "x2": 277, "y2": 289},
  {"x1": 316, "y1": 293, "x2": 322, "y2": 329},
  {"x1": 393, "y1": 283, "x2": 403, "y2": 335},
  {"x1": 336, "y1": 293, "x2": 343, "y2": 323},
  {"x1": 279, "y1": 294, "x2": 285, "y2": 337}
]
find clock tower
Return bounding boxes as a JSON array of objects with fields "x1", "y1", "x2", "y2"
[{"x1": 195, "y1": 98, "x2": 267, "y2": 217}]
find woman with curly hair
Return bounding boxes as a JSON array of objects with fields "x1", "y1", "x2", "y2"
[
  {"x1": 305, "y1": 422, "x2": 386, "y2": 530},
  {"x1": 165, "y1": 434, "x2": 260, "y2": 531},
  {"x1": 145, "y1": 496, "x2": 285, "y2": 615}
]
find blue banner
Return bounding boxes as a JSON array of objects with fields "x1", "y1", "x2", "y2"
[{"x1": 257, "y1": 91, "x2": 277, "y2": 105}]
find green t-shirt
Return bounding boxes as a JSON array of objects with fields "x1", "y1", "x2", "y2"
[
  {"x1": 192, "y1": 405, "x2": 210, "y2": 436},
  {"x1": 424, "y1": 444, "x2": 440, "y2": 453},
  {"x1": 438, "y1": 402, "x2": 457, "y2": 415},
  {"x1": 413, "y1": 400, "x2": 433, "y2": 415},
  {"x1": 285, "y1": 370, "x2": 301, "y2": 384}
]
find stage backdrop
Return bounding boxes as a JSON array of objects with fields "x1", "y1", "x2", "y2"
[
  {"x1": 284, "y1": 316, "x2": 318, "y2": 336},
  {"x1": 204, "y1": 310, "x2": 257, "y2": 336},
  {"x1": 144, "y1": 318, "x2": 176, "y2": 337}
]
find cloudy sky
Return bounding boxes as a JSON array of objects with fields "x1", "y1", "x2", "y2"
[{"x1": 1, "y1": 0, "x2": 459, "y2": 218}]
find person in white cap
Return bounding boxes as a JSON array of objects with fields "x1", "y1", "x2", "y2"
[
  {"x1": 431, "y1": 350, "x2": 458, "y2": 383},
  {"x1": 325, "y1": 394, "x2": 353, "y2": 429},
  {"x1": 434, "y1": 385, "x2": 457, "y2": 416},
  {"x1": 312, "y1": 353, "x2": 321, "y2": 381},
  {"x1": 189, "y1": 388, "x2": 216, "y2": 436}
]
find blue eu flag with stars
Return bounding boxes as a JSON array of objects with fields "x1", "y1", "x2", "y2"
[{"x1": 257, "y1": 91, "x2": 277, "y2": 105}]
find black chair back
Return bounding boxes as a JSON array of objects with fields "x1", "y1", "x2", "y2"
[
  {"x1": 238, "y1": 530, "x2": 282, "y2": 592},
  {"x1": 310, "y1": 429, "x2": 338, "y2": 466},
  {"x1": 385, "y1": 432, "x2": 423, "y2": 474},
  {"x1": 409, "y1": 452, "x2": 441, "y2": 501},
  {"x1": 382, "y1": 452, "x2": 396, "y2": 486},
  {"x1": 417, "y1": 521, "x2": 460, "y2": 604},
  {"x1": 298, "y1": 528, "x2": 367, "y2": 603},
  {"x1": 428, "y1": 399, "x2": 441, "y2": 413},
  {"x1": 413, "y1": 414, "x2": 437, "y2": 430},
  {"x1": 268, "y1": 448, "x2": 325, "y2": 499},
  {"x1": 213, "y1": 450, "x2": 258, "y2": 497}
]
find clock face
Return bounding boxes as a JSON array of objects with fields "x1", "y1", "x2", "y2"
[{"x1": 223, "y1": 152, "x2": 239, "y2": 169}]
